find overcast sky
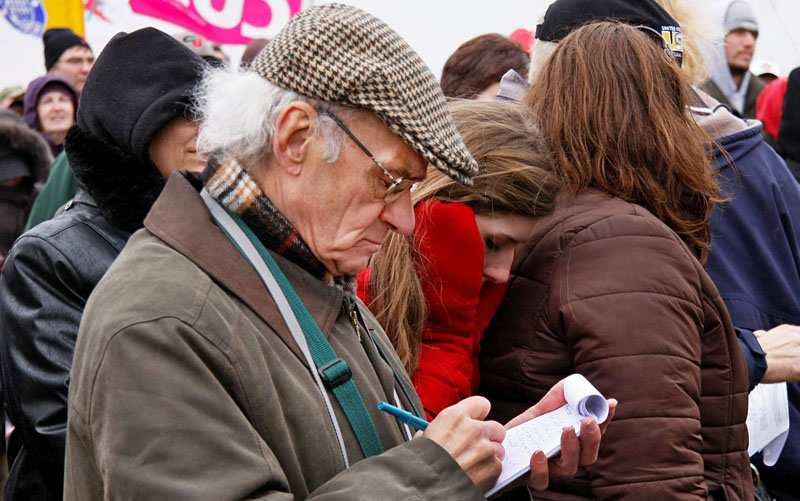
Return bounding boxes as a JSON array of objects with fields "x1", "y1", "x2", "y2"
[{"x1": 2, "y1": 0, "x2": 799, "y2": 89}]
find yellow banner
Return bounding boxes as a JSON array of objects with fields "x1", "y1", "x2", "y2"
[{"x1": 43, "y1": 0, "x2": 85, "y2": 37}]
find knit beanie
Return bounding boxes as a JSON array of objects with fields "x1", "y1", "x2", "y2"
[
  {"x1": 43, "y1": 28, "x2": 90, "y2": 71},
  {"x1": 76, "y1": 27, "x2": 205, "y2": 166},
  {"x1": 723, "y1": 0, "x2": 758, "y2": 34}
]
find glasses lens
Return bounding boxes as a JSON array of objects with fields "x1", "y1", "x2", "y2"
[{"x1": 383, "y1": 179, "x2": 415, "y2": 204}]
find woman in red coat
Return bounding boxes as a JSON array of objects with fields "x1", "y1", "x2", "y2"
[{"x1": 358, "y1": 99, "x2": 560, "y2": 418}]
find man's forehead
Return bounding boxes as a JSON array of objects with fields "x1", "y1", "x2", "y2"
[{"x1": 60, "y1": 45, "x2": 93, "y2": 57}]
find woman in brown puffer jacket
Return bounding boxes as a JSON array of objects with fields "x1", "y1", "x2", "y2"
[{"x1": 479, "y1": 22, "x2": 752, "y2": 500}]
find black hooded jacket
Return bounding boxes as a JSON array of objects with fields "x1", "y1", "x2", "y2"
[{"x1": 0, "y1": 28, "x2": 204, "y2": 501}]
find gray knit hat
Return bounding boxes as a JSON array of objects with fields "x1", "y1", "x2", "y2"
[
  {"x1": 252, "y1": 3, "x2": 478, "y2": 185},
  {"x1": 724, "y1": 0, "x2": 758, "y2": 34}
]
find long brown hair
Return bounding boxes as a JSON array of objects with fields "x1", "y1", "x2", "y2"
[
  {"x1": 366, "y1": 99, "x2": 560, "y2": 373},
  {"x1": 524, "y1": 21, "x2": 719, "y2": 263}
]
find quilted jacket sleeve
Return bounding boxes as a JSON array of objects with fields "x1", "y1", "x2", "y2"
[
  {"x1": 548, "y1": 213, "x2": 708, "y2": 499},
  {"x1": 412, "y1": 200, "x2": 485, "y2": 418}
]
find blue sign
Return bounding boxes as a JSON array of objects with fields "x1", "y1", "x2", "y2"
[{"x1": 1, "y1": 0, "x2": 47, "y2": 37}]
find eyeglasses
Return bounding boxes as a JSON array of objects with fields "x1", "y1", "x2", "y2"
[{"x1": 316, "y1": 109, "x2": 417, "y2": 204}]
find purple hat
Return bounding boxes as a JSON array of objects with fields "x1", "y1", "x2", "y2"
[{"x1": 23, "y1": 74, "x2": 77, "y2": 131}]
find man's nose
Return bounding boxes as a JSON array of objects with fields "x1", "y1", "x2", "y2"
[{"x1": 380, "y1": 189, "x2": 415, "y2": 235}]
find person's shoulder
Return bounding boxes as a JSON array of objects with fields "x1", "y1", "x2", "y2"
[
  {"x1": 547, "y1": 193, "x2": 678, "y2": 244},
  {"x1": 89, "y1": 229, "x2": 214, "y2": 323}
]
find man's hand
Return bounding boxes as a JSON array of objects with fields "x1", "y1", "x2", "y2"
[
  {"x1": 756, "y1": 324, "x2": 800, "y2": 383},
  {"x1": 504, "y1": 378, "x2": 617, "y2": 491},
  {"x1": 423, "y1": 396, "x2": 506, "y2": 492}
]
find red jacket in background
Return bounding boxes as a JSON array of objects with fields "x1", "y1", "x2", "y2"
[
  {"x1": 358, "y1": 200, "x2": 506, "y2": 419},
  {"x1": 756, "y1": 76, "x2": 788, "y2": 140}
]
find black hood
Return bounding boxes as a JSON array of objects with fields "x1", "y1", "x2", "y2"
[
  {"x1": 65, "y1": 27, "x2": 206, "y2": 233},
  {"x1": 76, "y1": 27, "x2": 205, "y2": 166}
]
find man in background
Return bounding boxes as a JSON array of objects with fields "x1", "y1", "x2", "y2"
[
  {"x1": 43, "y1": 28, "x2": 94, "y2": 98},
  {"x1": 702, "y1": 0, "x2": 765, "y2": 118}
]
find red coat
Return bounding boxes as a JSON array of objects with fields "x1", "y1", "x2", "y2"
[{"x1": 358, "y1": 200, "x2": 506, "y2": 418}]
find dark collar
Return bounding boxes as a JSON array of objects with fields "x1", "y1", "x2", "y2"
[{"x1": 144, "y1": 170, "x2": 344, "y2": 364}]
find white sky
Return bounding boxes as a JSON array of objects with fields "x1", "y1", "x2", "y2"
[{"x1": 2, "y1": 0, "x2": 800, "y2": 90}]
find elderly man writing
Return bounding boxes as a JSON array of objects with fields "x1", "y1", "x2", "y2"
[{"x1": 64, "y1": 5, "x2": 609, "y2": 499}]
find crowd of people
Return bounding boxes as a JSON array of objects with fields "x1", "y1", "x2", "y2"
[{"x1": 0, "y1": 0, "x2": 798, "y2": 499}]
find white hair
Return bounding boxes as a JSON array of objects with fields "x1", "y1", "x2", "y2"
[{"x1": 194, "y1": 65, "x2": 352, "y2": 168}]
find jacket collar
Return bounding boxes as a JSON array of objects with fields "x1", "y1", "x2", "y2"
[{"x1": 144, "y1": 170, "x2": 344, "y2": 364}]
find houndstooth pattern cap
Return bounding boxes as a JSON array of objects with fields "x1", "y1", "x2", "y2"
[{"x1": 251, "y1": 3, "x2": 478, "y2": 185}]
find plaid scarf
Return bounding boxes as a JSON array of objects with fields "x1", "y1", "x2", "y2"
[{"x1": 202, "y1": 157, "x2": 356, "y2": 292}]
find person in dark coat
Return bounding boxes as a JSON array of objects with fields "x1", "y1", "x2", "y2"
[
  {"x1": 0, "y1": 110, "x2": 52, "y2": 261},
  {"x1": 701, "y1": 0, "x2": 766, "y2": 119},
  {"x1": 0, "y1": 27, "x2": 206, "y2": 500}
]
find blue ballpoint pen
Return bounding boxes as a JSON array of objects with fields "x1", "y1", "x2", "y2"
[{"x1": 378, "y1": 401, "x2": 429, "y2": 431}]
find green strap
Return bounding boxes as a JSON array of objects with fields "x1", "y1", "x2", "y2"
[{"x1": 222, "y1": 210, "x2": 384, "y2": 458}]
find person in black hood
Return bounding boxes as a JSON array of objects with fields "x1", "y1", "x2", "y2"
[
  {"x1": 0, "y1": 110, "x2": 52, "y2": 261},
  {"x1": 0, "y1": 27, "x2": 206, "y2": 501}
]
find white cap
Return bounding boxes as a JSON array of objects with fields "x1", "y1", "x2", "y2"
[{"x1": 753, "y1": 59, "x2": 782, "y2": 78}]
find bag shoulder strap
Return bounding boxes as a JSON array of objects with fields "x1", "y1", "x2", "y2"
[{"x1": 201, "y1": 189, "x2": 384, "y2": 462}]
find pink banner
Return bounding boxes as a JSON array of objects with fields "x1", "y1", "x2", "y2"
[{"x1": 130, "y1": 0, "x2": 305, "y2": 44}]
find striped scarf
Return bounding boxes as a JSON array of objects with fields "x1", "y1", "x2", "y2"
[{"x1": 202, "y1": 156, "x2": 354, "y2": 288}]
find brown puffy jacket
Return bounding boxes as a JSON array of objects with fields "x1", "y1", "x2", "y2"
[{"x1": 480, "y1": 192, "x2": 752, "y2": 500}]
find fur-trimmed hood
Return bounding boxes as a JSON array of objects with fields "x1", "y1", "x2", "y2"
[
  {"x1": 65, "y1": 125, "x2": 166, "y2": 233},
  {"x1": 0, "y1": 111, "x2": 53, "y2": 184}
]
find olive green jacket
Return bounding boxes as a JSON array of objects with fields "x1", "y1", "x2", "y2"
[{"x1": 65, "y1": 172, "x2": 482, "y2": 500}]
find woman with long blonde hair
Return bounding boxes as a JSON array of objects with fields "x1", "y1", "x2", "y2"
[{"x1": 358, "y1": 98, "x2": 560, "y2": 418}]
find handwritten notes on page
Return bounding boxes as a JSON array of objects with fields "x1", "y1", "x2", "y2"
[
  {"x1": 747, "y1": 382, "x2": 789, "y2": 466},
  {"x1": 486, "y1": 374, "x2": 609, "y2": 498}
]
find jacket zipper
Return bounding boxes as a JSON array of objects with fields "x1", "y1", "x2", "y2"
[{"x1": 344, "y1": 295, "x2": 362, "y2": 342}]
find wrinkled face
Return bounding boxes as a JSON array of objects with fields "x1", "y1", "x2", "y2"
[
  {"x1": 148, "y1": 117, "x2": 205, "y2": 177},
  {"x1": 37, "y1": 89, "x2": 74, "y2": 136},
  {"x1": 296, "y1": 112, "x2": 428, "y2": 276},
  {"x1": 474, "y1": 212, "x2": 536, "y2": 284},
  {"x1": 725, "y1": 28, "x2": 757, "y2": 72},
  {"x1": 51, "y1": 46, "x2": 94, "y2": 95}
]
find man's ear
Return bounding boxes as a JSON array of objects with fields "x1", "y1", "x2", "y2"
[{"x1": 272, "y1": 101, "x2": 317, "y2": 176}]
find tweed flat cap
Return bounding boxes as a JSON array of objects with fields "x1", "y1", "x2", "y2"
[{"x1": 252, "y1": 3, "x2": 478, "y2": 185}]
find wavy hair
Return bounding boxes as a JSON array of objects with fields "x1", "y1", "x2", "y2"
[
  {"x1": 193, "y1": 65, "x2": 353, "y2": 168},
  {"x1": 366, "y1": 99, "x2": 560, "y2": 373},
  {"x1": 524, "y1": 21, "x2": 720, "y2": 263}
]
